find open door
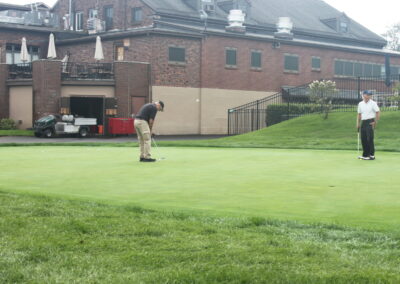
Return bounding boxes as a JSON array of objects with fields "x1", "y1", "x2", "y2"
[
  {"x1": 60, "y1": 97, "x2": 70, "y2": 114},
  {"x1": 104, "y1": 97, "x2": 118, "y2": 135}
]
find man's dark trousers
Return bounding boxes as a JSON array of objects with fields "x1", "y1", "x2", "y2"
[{"x1": 361, "y1": 119, "x2": 375, "y2": 157}]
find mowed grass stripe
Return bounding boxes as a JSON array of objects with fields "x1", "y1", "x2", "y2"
[
  {"x1": 0, "y1": 146, "x2": 399, "y2": 231},
  {"x1": 1, "y1": 191, "x2": 400, "y2": 283}
]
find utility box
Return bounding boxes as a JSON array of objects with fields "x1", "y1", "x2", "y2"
[{"x1": 108, "y1": 118, "x2": 135, "y2": 135}]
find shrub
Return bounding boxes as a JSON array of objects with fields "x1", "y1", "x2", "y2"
[
  {"x1": 266, "y1": 104, "x2": 319, "y2": 126},
  {"x1": 309, "y1": 80, "x2": 338, "y2": 119},
  {"x1": 0, "y1": 118, "x2": 17, "y2": 130}
]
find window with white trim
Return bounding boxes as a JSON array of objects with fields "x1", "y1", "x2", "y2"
[
  {"x1": 6, "y1": 44, "x2": 40, "y2": 64},
  {"x1": 168, "y1": 46, "x2": 186, "y2": 63},
  {"x1": 284, "y1": 54, "x2": 299, "y2": 72},
  {"x1": 226, "y1": 47, "x2": 237, "y2": 67},
  {"x1": 75, "y1": 12, "x2": 83, "y2": 31},
  {"x1": 311, "y1": 56, "x2": 321, "y2": 71},
  {"x1": 251, "y1": 50, "x2": 262, "y2": 69},
  {"x1": 334, "y1": 59, "x2": 386, "y2": 77}
]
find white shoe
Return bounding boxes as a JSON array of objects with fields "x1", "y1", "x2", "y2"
[{"x1": 362, "y1": 156, "x2": 371, "y2": 160}]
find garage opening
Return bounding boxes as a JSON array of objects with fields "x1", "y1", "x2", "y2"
[{"x1": 70, "y1": 97, "x2": 104, "y2": 124}]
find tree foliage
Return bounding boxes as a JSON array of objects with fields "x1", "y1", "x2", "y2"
[
  {"x1": 383, "y1": 23, "x2": 400, "y2": 51},
  {"x1": 308, "y1": 80, "x2": 338, "y2": 120},
  {"x1": 389, "y1": 82, "x2": 400, "y2": 110}
]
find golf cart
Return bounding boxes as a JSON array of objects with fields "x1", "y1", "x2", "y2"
[{"x1": 34, "y1": 114, "x2": 97, "y2": 138}]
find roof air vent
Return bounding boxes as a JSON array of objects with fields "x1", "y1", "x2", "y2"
[
  {"x1": 274, "y1": 17, "x2": 293, "y2": 39},
  {"x1": 226, "y1": 9, "x2": 246, "y2": 33}
]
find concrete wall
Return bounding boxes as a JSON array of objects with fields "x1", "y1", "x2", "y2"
[
  {"x1": 152, "y1": 86, "x2": 274, "y2": 135},
  {"x1": 61, "y1": 86, "x2": 115, "y2": 97},
  {"x1": 200, "y1": 88, "x2": 275, "y2": 134},
  {"x1": 9, "y1": 86, "x2": 33, "y2": 129},
  {"x1": 152, "y1": 86, "x2": 200, "y2": 135}
]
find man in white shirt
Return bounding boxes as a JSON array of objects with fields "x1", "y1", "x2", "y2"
[{"x1": 357, "y1": 90, "x2": 380, "y2": 160}]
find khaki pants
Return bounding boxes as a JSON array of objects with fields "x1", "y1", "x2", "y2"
[{"x1": 134, "y1": 119, "x2": 152, "y2": 158}]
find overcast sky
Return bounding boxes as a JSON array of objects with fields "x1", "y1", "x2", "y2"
[{"x1": 1, "y1": 0, "x2": 399, "y2": 35}]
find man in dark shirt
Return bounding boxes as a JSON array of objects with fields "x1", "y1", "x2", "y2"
[{"x1": 134, "y1": 101, "x2": 164, "y2": 162}]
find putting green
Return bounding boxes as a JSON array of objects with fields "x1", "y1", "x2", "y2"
[{"x1": 1, "y1": 146, "x2": 399, "y2": 231}]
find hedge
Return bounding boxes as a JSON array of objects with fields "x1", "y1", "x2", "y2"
[
  {"x1": 266, "y1": 104, "x2": 356, "y2": 126},
  {"x1": 0, "y1": 118, "x2": 17, "y2": 130}
]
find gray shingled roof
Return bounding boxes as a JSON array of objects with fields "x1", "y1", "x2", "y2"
[{"x1": 142, "y1": 0, "x2": 385, "y2": 45}]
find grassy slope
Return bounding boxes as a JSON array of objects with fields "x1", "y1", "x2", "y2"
[
  {"x1": 163, "y1": 111, "x2": 400, "y2": 151},
  {"x1": 1, "y1": 147, "x2": 400, "y2": 232},
  {"x1": 0, "y1": 130, "x2": 33, "y2": 137},
  {"x1": 2, "y1": 112, "x2": 400, "y2": 152},
  {"x1": 1, "y1": 191, "x2": 400, "y2": 284}
]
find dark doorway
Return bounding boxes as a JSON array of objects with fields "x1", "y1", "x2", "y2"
[{"x1": 70, "y1": 97, "x2": 104, "y2": 124}]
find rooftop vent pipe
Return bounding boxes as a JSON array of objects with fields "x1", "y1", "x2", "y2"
[
  {"x1": 226, "y1": 9, "x2": 246, "y2": 33},
  {"x1": 274, "y1": 17, "x2": 293, "y2": 39}
]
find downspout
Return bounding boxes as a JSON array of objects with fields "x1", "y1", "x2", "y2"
[
  {"x1": 68, "y1": 0, "x2": 73, "y2": 30},
  {"x1": 124, "y1": 0, "x2": 128, "y2": 30},
  {"x1": 199, "y1": 34, "x2": 205, "y2": 135}
]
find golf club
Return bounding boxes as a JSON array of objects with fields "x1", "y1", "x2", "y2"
[{"x1": 152, "y1": 136, "x2": 166, "y2": 160}]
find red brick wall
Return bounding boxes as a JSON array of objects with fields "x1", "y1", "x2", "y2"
[
  {"x1": 201, "y1": 35, "x2": 400, "y2": 92},
  {"x1": 58, "y1": 40, "x2": 114, "y2": 62},
  {"x1": 58, "y1": 34, "x2": 202, "y2": 88},
  {"x1": 114, "y1": 61, "x2": 150, "y2": 117},
  {"x1": 150, "y1": 36, "x2": 201, "y2": 88},
  {"x1": 56, "y1": 31, "x2": 400, "y2": 93},
  {"x1": 0, "y1": 30, "x2": 49, "y2": 63},
  {"x1": 0, "y1": 64, "x2": 9, "y2": 118},
  {"x1": 32, "y1": 60, "x2": 62, "y2": 120}
]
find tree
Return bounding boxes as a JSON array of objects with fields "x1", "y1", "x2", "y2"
[
  {"x1": 389, "y1": 82, "x2": 400, "y2": 110},
  {"x1": 308, "y1": 80, "x2": 338, "y2": 120},
  {"x1": 382, "y1": 23, "x2": 400, "y2": 51}
]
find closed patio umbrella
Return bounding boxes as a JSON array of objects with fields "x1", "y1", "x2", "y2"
[
  {"x1": 94, "y1": 36, "x2": 104, "y2": 61},
  {"x1": 61, "y1": 53, "x2": 69, "y2": 72},
  {"x1": 47, "y1": 33, "x2": 57, "y2": 59},
  {"x1": 20, "y1": 37, "x2": 29, "y2": 63}
]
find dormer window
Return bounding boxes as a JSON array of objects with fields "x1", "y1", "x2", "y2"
[
  {"x1": 321, "y1": 14, "x2": 350, "y2": 33},
  {"x1": 339, "y1": 21, "x2": 348, "y2": 33}
]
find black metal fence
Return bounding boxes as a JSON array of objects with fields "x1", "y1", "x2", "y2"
[
  {"x1": 61, "y1": 62, "x2": 114, "y2": 80},
  {"x1": 8, "y1": 63, "x2": 32, "y2": 79},
  {"x1": 228, "y1": 75, "x2": 400, "y2": 135}
]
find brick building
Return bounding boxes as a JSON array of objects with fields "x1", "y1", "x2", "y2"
[{"x1": 1, "y1": 0, "x2": 399, "y2": 134}]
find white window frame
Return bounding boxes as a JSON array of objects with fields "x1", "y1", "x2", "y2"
[{"x1": 75, "y1": 12, "x2": 84, "y2": 31}]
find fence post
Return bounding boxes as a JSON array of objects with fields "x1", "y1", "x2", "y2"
[
  {"x1": 357, "y1": 77, "x2": 361, "y2": 99},
  {"x1": 256, "y1": 100, "x2": 259, "y2": 130},
  {"x1": 228, "y1": 109, "x2": 231, "y2": 135},
  {"x1": 287, "y1": 90, "x2": 290, "y2": 121}
]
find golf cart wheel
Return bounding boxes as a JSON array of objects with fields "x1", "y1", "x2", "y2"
[
  {"x1": 43, "y1": 129, "x2": 54, "y2": 138},
  {"x1": 79, "y1": 127, "x2": 89, "y2": 138}
]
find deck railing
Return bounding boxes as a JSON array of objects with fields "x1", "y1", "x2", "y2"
[
  {"x1": 61, "y1": 62, "x2": 114, "y2": 80},
  {"x1": 8, "y1": 63, "x2": 32, "y2": 79}
]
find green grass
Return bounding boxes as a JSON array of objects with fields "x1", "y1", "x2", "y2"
[
  {"x1": 2, "y1": 112, "x2": 399, "y2": 152},
  {"x1": 1, "y1": 191, "x2": 400, "y2": 283},
  {"x1": 1, "y1": 146, "x2": 399, "y2": 232},
  {"x1": 163, "y1": 111, "x2": 400, "y2": 151},
  {"x1": 2, "y1": 112, "x2": 400, "y2": 282},
  {"x1": 0, "y1": 129, "x2": 33, "y2": 136}
]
